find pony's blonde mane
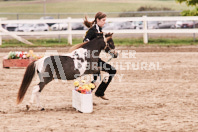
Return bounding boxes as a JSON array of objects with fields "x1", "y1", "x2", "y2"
[{"x1": 68, "y1": 42, "x2": 88, "y2": 53}]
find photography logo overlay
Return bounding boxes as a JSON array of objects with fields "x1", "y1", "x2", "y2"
[{"x1": 35, "y1": 50, "x2": 162, "y2": 83}]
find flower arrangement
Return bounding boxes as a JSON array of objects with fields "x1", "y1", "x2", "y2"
[
  {"x1": 73, "y1": 80, "x2": 96, "y2": 94},
  {"x1": 7, "y1": 50, "x2": 43, "y2": 60}
]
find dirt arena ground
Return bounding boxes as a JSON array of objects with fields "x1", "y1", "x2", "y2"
[{"x1": 0, "y1": 48, "x2": 198, "y2": 131}]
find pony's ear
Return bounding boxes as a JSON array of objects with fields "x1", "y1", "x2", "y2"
[{"x1": 105, "y1": 32, "x2": 113, "y2": 37}]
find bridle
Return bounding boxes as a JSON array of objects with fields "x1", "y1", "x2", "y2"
[
  {"x1": 103, "y1": 34, "x2": 116, "y2": 52},
  {"x1": 103, "y1": 35, "x2": 117, "y2": 62}
]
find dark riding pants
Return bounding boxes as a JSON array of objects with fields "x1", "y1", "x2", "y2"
[{"x1": 92, "y1": 58, "x2": 116, "y2": 97}]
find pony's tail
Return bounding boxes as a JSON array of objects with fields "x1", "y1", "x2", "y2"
[{"x1": 17, "y1": 61, "x2": 36, "y2": 104}]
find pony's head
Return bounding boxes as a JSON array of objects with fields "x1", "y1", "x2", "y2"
[{"x1": 103, "y1": 33, "x2": 118, "y2": 58}]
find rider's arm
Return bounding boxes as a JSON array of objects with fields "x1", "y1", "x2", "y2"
[{"x1": 83, "y1": 28, "x2": 97, "y2": 42}]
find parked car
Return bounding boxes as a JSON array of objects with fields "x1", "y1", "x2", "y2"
[
  {"x1": 103, "y1": 22, "x2": 123, "y2": 30},
  {"x1": 119, "y1": 21, "x2": 133, "y2": 29},
  {"x1": 181, "y1": 21, "x2": 198, "y2": 28},
  {"x1": 50, "y1": 22, "x2": 85, "y2": 31},
  {"x1": 40, "y1": 16, "x2": 55, "y2": 26},
  {"x1": 16, "y1": 23, "x2": 49, "y2": 32},
  {"x1": 5, "y1": 23, "x2": 22, "y2": 31},
  {"x1": 131, "y1": 21, "x2": 143, "y2": 29},
  {"x1": 50, "y1": 23, "x2": 68, "y2": 31},
  {"x1": 72, "y1": 23, "x2": 84, "y2": 30},
  {"x1": 148, "y1": 21, "x2": 160, "y2": 29},
  {"x1": 175, "y1": 21, "x2": 183, "y2": 28},
  {"x1": 103, "y1": 21, "x2": 142, "y2": 30},
  {"x1": 157, "y1": 21, "x2": 177, "y2": 29}
]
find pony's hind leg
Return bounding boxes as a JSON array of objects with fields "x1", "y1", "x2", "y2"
[
  {"x1": 36, "y1": 81, "x2": 52, "y2": 111},
  {"x1": 26, "y1": 85, "x2": 40, "y2": 110},
  {"x1": 26, "y1": 79, "x2": 52, "y2": 111},
  {"x1": 26, "y1": 66, "x2": 54, "y2": 111}
]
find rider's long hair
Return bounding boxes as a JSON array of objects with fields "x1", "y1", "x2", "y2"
[{"x1": 83, "y1": 12, "x2": 106, "y2": 28}]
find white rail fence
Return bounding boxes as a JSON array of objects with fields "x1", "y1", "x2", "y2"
[{"x1": 0, "y1": 16, "x2": 198, "y2": 45}]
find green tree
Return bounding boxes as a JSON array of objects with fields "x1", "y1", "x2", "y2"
[{"x1": 176, "y1": 0, "x2": 198, "y2": 16}]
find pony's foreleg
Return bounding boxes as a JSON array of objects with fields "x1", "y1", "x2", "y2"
[{"x1": 26, "y1": 85, "x2": 43, "y2": 110}]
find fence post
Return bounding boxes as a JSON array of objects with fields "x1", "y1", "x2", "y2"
[
  {"x1": 143, "y1": 16, "x2": 148, "y2": 44},
  {"x1": 67, "y1": 17, "x2": 72, "y2": 45},
  {"x1": 0, "y1": 19, "x2": 2, "y2": 46},
  {"x1": 193, "y1": 20, "x2": 195, "y2": 42}
]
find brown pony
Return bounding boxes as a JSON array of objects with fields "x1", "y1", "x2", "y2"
[{"x1": 17, "y1": 33, "x2": 118, "y2": 111}]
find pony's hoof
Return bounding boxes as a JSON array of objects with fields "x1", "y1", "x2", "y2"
[
  {"x1": 26, "y1": 105, "x2": 30, "y2": 111},
  {"x1": 40, "y1": 108, "x2": 45, "y2": 111}
]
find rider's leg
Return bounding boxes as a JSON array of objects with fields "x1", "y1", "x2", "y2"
[{"x1": 95, "y1": 59, "x2": 116, "y2": 97}]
